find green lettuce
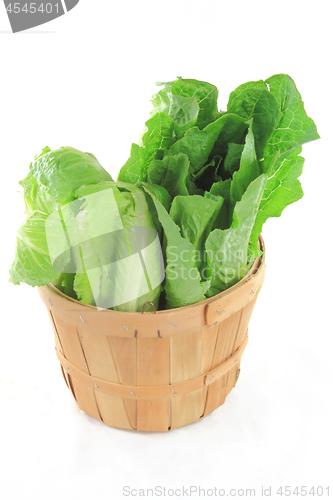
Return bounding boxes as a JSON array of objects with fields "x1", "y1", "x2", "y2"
[
  {"x1": 10, "y1": 146, "x2": 113, "y2": 288},
  {"x1": 10, "y1": 74, "x2": 319, "y2": 312},
  {"x1": 117, "y1": 112, "x2": 175, "y2": 184},
  {"x1": 169, "y1": 194, "x2": 223, "y2": 274},
  {"x1": 229, "y1": 119, "x2": 260, "y2": 217},
  {"x1": 150, "y1": 77, "x2": 219, "y2": 135},
  {"x1": 9, "y1": 211, "x2": 61, "y2": 287},
  {"x1": 20, "y1": 146, "x2": 112, "y2": 213},
  {"x1": 72, "y1": 182, "x2": 163, "y2": 312},
  {"x1": 10, "y1": 148, "x2": 163, "y2": 312},
  {"x1": 119, "y1": 74, "x2": 319, "y2": 307},
  {"x1": 147, "y1": 153, "x2": 190, "y2": 198},
  {"x1": 146, "y1": 193, "x2": 206, "y2": 309},
  {"x1": 206, "y1": 175, "x2": 267, "y2": 291}
]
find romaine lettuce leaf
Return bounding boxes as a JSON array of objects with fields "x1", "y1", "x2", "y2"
[
  {"x1": 207, "y1": 113, "x2": 248, "y2": 161},
  {"x1": 230, "y1": 119, "x2": 260, "y2": 214},
  {"x1": 223, "y1": 143, "x2": 244, "y2": 177},
  {"x1": 72, "y1": 182, "x2": 163, "y2": 312},
  {"x1": 170, "y1": 78, "x2": 219, "y2": 129},
  {"x1": 147, "y1": 153, "x2": 190, "y2": 199},
  {"x1": 9, "y1": 211, "x2": 61, "y2": 286},
  {"x1": 117, "y1": 143, "x2": 145, "y2": 184},
  {"x1": 10, "y1": 146, "x2": 112, "y2": 288},
  {"x1": 192, "y1": 155, "x2": 222, "y2": 192},
  {"x1": 264, "y1": 73, "x2": 320, "y2": 159},
  {"x1": 169, "y1": 94, "x2": 200, "y2": 139},
  {"x1": 206, "y1": 174, "x2": 267, "y2": 292},
  {"x1": 117, "y1": 112, "x2": 175, "y2": 184},
  {"x1": 248, "y1": 74, "x2": 320, "y2": 257},
  {"x1": 150, "y1": 78, "x2": 219, "y2": 135},
  {"x1": 227, "y1": 84, "x2": 282, "y2": 160},
  {"x1": 249, "y1": 147, "x2": 305, "y2": 258},
  {"x1": 141, "y1": 112, "x2": 176, "y2": 163},
  {"x1": 20, "y1": 146, "x2": 112, "y2": 212},
  {"x1": 146, "y1": 193, "x2": 206, "y2": 309},
  {"x1": 167, "y1": 113, "x2": 237, "y2": 175},
  {"x1": 140, "y1": 182, "x2": 172, "y2": 213},
  {"x1": 210, "y1": 178, "x2": 231, "y2": 230},
  {"x1": 170, "y1": 194, "x2": 223, "y2": 258}
]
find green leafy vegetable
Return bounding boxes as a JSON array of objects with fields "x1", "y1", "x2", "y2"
[
  {"x1": 264, "y1": 74, "x2": 319, "y2": 158},
  {"x1": 170, "y1": 78, "x2": 219, "y2": 129},
  {"x1": 9, "y1": 211, "x2": 61, "y2": 286},
  {"x1": 117, "y1": 112, "x2": 175, "y2": 184},
  {"x1": 147, "y1": 193, "x2": 206, "y2": 309},
  {"x1": 169, "y1": 194, "x2": 223, "y2": 273},
  {"x1": 227, "y1": 82, "x2": 283, "y2": 159},
  {"x1": 140, "y1": 181, "x2": 172, "y2": 213},
  {"x1": 167, "y1": 113, "x2": 235, "y2": 175},
  {"x1": 249, "y1": 147, "x2": 305, "y2": 258},
  {"x1": 72, "y1": 182, "x2": 163, "y2": 312},
  {"x1": 206, "y1": 174, "x2": 267, "y2": 291},
  {"x1": 193, "y1": 155, "x2": 222, "y2": 192},
  {"x1": 20, "y1": 146, "x2": 112, "y2": 212},
  {"x1": 223, "y1": 143, "x2": 244, "y2": 178},
  {"x1": 10, "y1": 146, "x2": 113, "y2": 288},
  {"x1": 209, "y1": 178, "x2": 231, "y2": 230},
  {"x1": 147, "y1": 153, "x2": 190, "y2": 198},
  {"x1": 229, "y1": 120, "x2": 260, "y2": 216},
  {"x1": 150, "y1": 77, "x2": 219, "y2": 135},
  {"x1": 10, "y1": 74, "x2": 319, "y2": 312}
]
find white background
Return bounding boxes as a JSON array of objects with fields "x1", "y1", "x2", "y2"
[{"x1": 1, "y1": 1, "x2": 332, "y2": 499}]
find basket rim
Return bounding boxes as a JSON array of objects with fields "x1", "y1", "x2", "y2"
[{"x1": 42, "y1": 234, "x2": 265, "y2": 317}]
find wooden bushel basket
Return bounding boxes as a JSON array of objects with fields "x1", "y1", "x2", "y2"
[{"x1": 38, "y1": 236, "x2": 265, "y2": 431}]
